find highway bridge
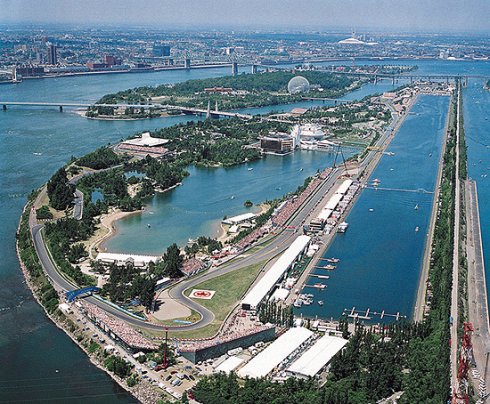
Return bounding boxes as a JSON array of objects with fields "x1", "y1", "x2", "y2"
[{"x1": 0, "y1": 100, "x2": 256, "y2": 119}]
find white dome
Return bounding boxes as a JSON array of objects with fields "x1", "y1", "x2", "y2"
[{"x1": 288, "y1": 76, "x2": 310, "y2": 94}]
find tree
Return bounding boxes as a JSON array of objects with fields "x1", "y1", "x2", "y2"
[
  {"x1": 47, "y1": 168, "x2": 74, "y2": 210},
  {"x1": 155, "y1": 243, "x2": 183, "y2": 278}
]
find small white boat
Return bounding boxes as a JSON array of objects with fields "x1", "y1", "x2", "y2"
[
  {"x1": 147, "y1": 223, "x2": 151, "y2": 228},
  {"x1": 369, "y1": 208, "x2": 374, "y2": 212},
  {"x1": 318, "y1": 300, "x2": 324, "y2": 306},
  {"x1": 415, "y1": 226, "x2": 419, "y2": 232},
  {"x1": 414, "y1": 204, "x2": 419, "y2": 210},
  {"x1": 248, "y1": 168, "x2": 254, "y2": 171}
]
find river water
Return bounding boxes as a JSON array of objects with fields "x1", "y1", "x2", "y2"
[{"x1": 0, "y1": 59, "x2": 489, "y2": 402}]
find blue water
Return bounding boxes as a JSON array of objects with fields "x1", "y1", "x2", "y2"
[
  {"x1": 298, "y1": 95, "x2": 449, "y2": 320},
  {"x1": 0, "y1": 57, "x2": 489, "y2": 401},
  {"x1": 106, "y1": 149, "x2": 357, "y2": 255},
  {"x1": 91, "y1": 189, "x2": 105, "y2": 203},
  {"x1": 464, "y1": 79, "x2": 490, "y2": 311}
]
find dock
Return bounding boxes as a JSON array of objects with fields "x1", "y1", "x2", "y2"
[
  {"x1": 303, "y1": 284, "x2": 327, "y2": 289},
  {"x1": 342, "y1": 307, "x2": 407, "y2": 321},
  {"x1": 313, "y1": 265, "x2": 336, "y2": 270},
  {"x1": 310, "y1": 274, "x2": 330, "y2": 279}
]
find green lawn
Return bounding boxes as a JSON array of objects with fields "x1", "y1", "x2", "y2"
[
  {"x1": 142, "y1": 261, "x2": 265, "y2": 340},
  {"x1": 170, "y1": 261, "x2": 265, "y2": 339}
]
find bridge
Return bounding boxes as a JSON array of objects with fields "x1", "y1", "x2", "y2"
[
  {"x1": 66, "y1": 286, "x2": 101, "y2": 303},
  {"x1": 0, "y1": 100, "x2": 255, "y2": 118}
]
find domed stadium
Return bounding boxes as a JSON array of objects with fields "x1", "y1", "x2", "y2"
[{"x1": 287, "y1": 76, "x2": 310, "y2": 94}]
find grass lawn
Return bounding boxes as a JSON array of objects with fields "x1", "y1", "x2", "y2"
[
  {"x1": 145, "y1": 260, "x2": 266, "y2": 339},
  {"x1": 185, "y1": 260, "x2": 264, "y2": 320}
]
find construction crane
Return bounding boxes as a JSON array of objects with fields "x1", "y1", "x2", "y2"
[{"x1": 452, "y1": 322, "x2": 474, "y2": 404}]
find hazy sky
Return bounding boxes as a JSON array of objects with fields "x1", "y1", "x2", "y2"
[{"x1": 1, "y1": 0, "x2": 490, "y2": 33}]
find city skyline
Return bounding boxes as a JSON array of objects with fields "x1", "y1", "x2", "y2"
[{"x1": 2, "y1": 0, "x2": 490, "y2": 33}]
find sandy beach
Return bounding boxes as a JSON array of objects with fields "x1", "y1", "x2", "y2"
[{"x1": 87, "y1": 208, "x2": 141, "y2": 259}]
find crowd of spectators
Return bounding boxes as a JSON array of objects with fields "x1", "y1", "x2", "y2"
[
  {"x1": 272, "y1": 172, "x2": 329, "y2": 228},
  {"x1": 82, "y1": 302, "x2": 158, "y2": 350},
  {"x1": 181, "y1": 258, "x2": 205, "y2": 276},
  {"x1": 179, "y1": 310, "x2": 274, "y2": 352}
]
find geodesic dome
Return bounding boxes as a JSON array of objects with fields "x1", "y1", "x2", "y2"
[{"x1": 287, "y1": 76, "x2": 310, "y2": 94}]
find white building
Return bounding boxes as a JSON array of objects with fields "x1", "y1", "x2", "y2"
[
  {"x1": 286, "y1": 335, "x2": 348, "y2": 378},
  {"x1": 96, "y1": 252, "x2": 162, "y2": 267},
  {"x1": 222, "y1": 212, "x2": 256, "y2": 225},
  {"x1": 214, "y1": 356, "x2": 244, "y2": 375},
  {"x1": 241, "y1": 235, "x2": 311, "y2": 310},
  {"x1": 238, "y1": 327, "x2": 313, "y2": 379}
]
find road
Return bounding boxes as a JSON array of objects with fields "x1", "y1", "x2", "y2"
[
  {"x1": 465, "y1": 180, "x2": 490, "y2": 400},
  {"x1": 30, "y1": 164, "x2": 344, "y2": 332},
  {"x1": 73, "y1": 189, "x2": 84, "y2": 220},
  {"x1": 450, "y1": 86, "x2": 462, "y2": 391}
]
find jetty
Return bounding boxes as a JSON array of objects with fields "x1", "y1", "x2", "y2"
[{"x1": 342, "y1": 307, "x2": 407, "y2": 321}]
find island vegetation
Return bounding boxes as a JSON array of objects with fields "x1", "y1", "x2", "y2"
[{"x1": 86, "y1": 71, "x2": 360, "y2": 118}]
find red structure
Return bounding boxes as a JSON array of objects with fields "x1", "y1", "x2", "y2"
[{"x1": 452, "y1": 322, "x2": 474, "y2": 404}]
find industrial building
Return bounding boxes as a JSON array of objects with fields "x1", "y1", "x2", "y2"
[
  {"x1": 238, "y1": 327, "x2": 313, "y2": 379},
  {"x1": 286, "y1": 335, "x2": 348, "y2": 378},
  {"x1": 241, "y1": 235, "x2": 311, "y2": 311}
]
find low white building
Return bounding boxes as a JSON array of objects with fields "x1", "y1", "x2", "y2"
[
  {"x1": 241, "y1": 235, "x2": 311, "y2": 310},
  {"x1": 214, "y1": 356, "x2": 244, "y2": 375},
  {"x1": 96, "y1": 252, "x2": 162, "y2": 267},
  {"x1": 238, "y1": 327, "x2": 313, "y2": 379},
  {"x1": 222, "y1": 212, "x2": 256, "y2": 225},
  {"x1": 286, "y1": 335, "x2": 348, "y2": 378}
]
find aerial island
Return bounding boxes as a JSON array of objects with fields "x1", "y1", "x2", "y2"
[{"x1": 17, "y1": 69, "x2": 467, "y2": 403}]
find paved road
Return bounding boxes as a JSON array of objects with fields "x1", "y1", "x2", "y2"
[
  {"x1": 466, "y1": 180, "x2": 490, "y2": 398},
  {"x1": 73, "y1": 189, "x2": 84, "y2": 220}
]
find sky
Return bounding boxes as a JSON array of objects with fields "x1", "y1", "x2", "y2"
[{"x1": 1, "y1": 0, "x2": 490, "y2": 33}]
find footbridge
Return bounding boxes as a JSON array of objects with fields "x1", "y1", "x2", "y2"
[{"x1": 66, "y1": 286, "x2": 101, "y2": 303}]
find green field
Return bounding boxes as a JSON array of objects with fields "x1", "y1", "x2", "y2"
[{"x1": 174, "y1": 261, "x2": 265, "y2": 338}]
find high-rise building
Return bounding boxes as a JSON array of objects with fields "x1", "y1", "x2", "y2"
[
  {"x1": 47, "y1": 44, "x2": 57, "y2": 65},
  {"x1": 152, "y1": 44, "x2": 171, "y2": 57},
  {"x1": 104, "y1": 55, "x2": 116, "y2": 66}
]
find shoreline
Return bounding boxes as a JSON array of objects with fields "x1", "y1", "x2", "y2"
[
  {"x1": 15, "y1": 202, "x2": 158, "y2": 403},
  {"x1": 89, "y1": 208, "x2": 141, "y2": 258}
]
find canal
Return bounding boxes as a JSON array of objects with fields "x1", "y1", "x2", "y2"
[{"x1": 298, "y1": 94, "x2": 450, "y2": 321}]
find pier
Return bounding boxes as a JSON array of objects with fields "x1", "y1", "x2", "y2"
[
  {"x1": 309, "y1": 274, "x2": 330, "y2": 279},
  {"x1": 364, "y1": 185, "x2": 434, "y2": 194},
  {"x1": 342, "y1": 307, "x2": 407, "y2": 321}
]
